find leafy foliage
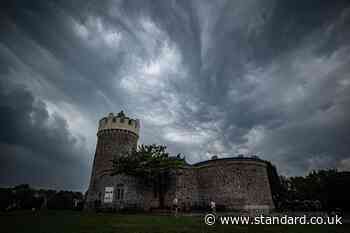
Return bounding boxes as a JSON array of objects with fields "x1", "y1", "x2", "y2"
[
  {"x1": 0, "y1": 184, "x2": 83, "y2": 211},
  {"x1": 271, "y1": 169, "x2": 350, "y2": 211},
  {"x1": 112, "y1": 144, "x2": 186, "y2": 208},
  {"x1": 112, "y1": 144, "x2": 185, "y2": 184}
]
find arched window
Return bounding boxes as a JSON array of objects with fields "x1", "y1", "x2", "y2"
[{"x1": 116, "y1": 184, "x2": 124, "y2": 200}]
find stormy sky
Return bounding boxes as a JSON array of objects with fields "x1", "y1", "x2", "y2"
[{"x1": 1, "y1": 0, "x2": 350, "y2": 191}]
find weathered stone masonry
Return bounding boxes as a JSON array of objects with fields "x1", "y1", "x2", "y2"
[
  {"x1": 172, "y1": 159, "x2": 275, "y2": 211},
  {"x1": 85, "y1": 112, "x2": 275, "y2": 212}
]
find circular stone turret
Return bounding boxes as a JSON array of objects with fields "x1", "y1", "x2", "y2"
[
  {"x1": 98, "y1": 111, "x2": 140, "y2": 136},
  {"x1": 85, "y1": 111, "x2": 140, "y2": 210},
  {"x1": 93, "y1": 111, "x2": 140, "y2": 178}
]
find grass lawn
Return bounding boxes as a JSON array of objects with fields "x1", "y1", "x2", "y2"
[{"x1": 0, "y1": 210, "x2": 349, "y2": 233}]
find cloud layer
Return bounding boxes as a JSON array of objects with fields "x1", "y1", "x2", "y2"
[{"x1": 1, "y1": 0, "x2": 350, "y2": 190}]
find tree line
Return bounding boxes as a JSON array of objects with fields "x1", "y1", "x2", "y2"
[
  {"x1": 0, "y1": 184, "x2": 84, "y2": 211},
  {"x1": 268, "y1": 164, "x2": 350, "y2": 212}
]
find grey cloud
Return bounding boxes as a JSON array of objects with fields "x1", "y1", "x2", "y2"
[
  {"x1": 1, "y1": 0, "x2": 350, "y2": 190},
  {"x1": 0, "y1": 81, "x2": 90, "y2": 190}
]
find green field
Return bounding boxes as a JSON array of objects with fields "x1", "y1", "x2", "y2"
[{"x1": 0, "y1": 210, "x2": 348, "y2": 233}]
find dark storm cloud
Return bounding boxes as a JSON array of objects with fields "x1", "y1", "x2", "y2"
[
  {"x1": 0, "y1": 81, "x2": 89, "y2": 190},
  {"x1": 1, "y1": 0, "x2": 350, "y2": 190}
]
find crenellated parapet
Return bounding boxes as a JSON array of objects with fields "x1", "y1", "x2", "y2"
[{"x1": 97, "y1": 111, "x2": 140, "y2": 136}]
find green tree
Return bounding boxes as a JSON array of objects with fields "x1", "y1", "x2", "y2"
[
  {"x1": 285, "y1": 169, "x2": 350, "y2": 211},
  {"x1": 112, "y1": 144, "x2": 185, "y2": 208}
]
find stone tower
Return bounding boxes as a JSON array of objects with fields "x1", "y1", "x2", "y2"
[{"x1": 85, "y1": 111, "x2": 140, "y2": 209}]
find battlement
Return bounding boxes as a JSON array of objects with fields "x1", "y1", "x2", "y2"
[{"x1": 97, "y1": 111, "x2": 140, "y2": 136}]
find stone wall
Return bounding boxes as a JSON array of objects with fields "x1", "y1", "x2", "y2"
[
  {"x1": 94, "y1": 130, "x2": 137, "y2": 175},
  {"x1": 85, "y1": 127, "x2": 139, "y2": 210},
  {"x1": 194, "y1": 159, "x2": 275, "y2": 211},
  {"x1": 87, "y1": 157, "x2": 275, "y2": 212},
  {"x1": 98, "y1": 112, "x2": 140, "y2": 135},
  {"x1": 161, "y1": 158, "x2": 275, "y2": 212},
  {"x1": 171, "y1": 168, "x2": 200, "y2": 210}
]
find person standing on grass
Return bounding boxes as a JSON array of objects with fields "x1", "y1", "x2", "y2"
[
  {"x1": 210, "y1": 200, "x2": 216, "y2": 214},
  {"x1": 173, "y1": 197, "x2": 179, "y2": 217}
]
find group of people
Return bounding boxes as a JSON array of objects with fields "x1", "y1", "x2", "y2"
[{"x1": 172, "y1": 197, "x2": 216, "y2": 216}]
